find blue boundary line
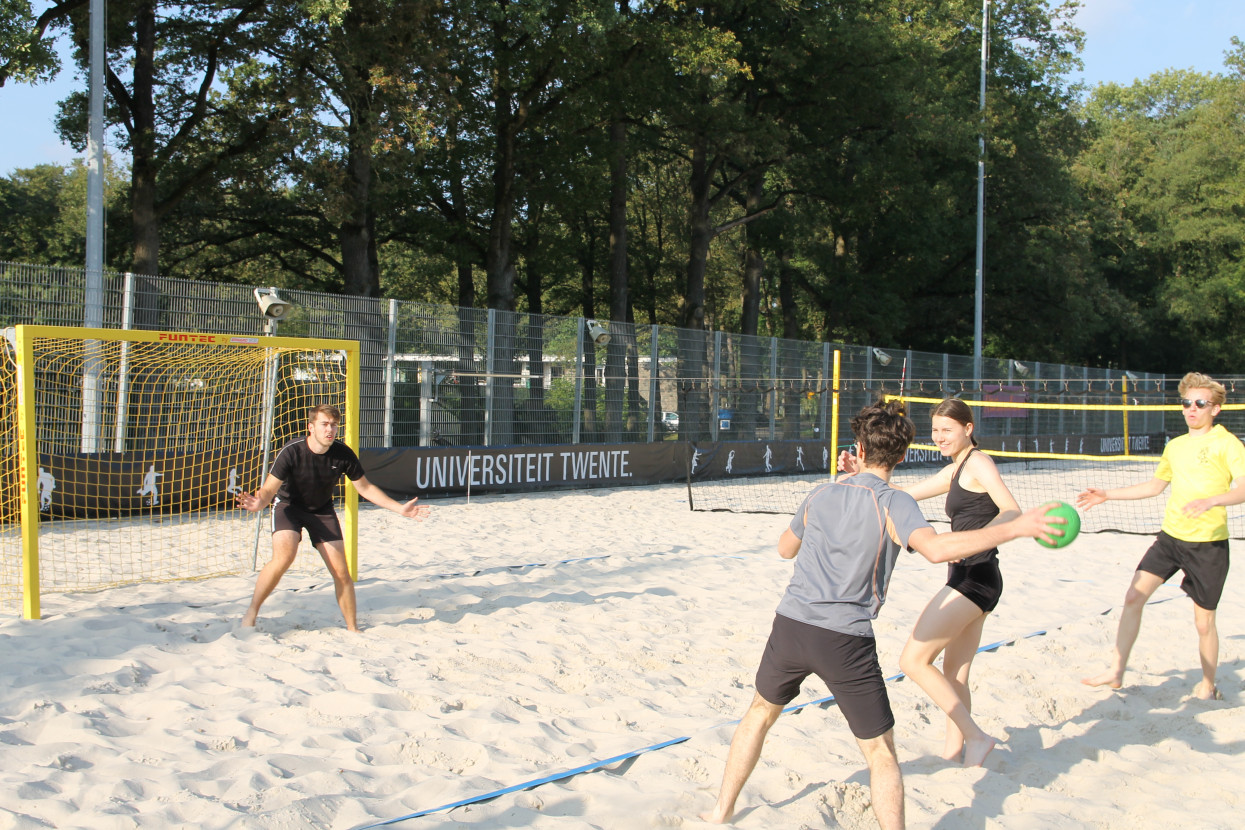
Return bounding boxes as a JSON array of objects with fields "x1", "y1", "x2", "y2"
[
  {"x1": 354, "y1": 737, "x2": 690, "y2": 827},
  {"x1": 356, "y1": 588, "x2": 1183, "y2": 826}
]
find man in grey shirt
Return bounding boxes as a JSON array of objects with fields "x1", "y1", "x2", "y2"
[{"x1": 700, "y1": 400, "x2": 1064, "y2": 829}]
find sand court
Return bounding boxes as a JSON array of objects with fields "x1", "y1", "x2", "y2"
[{"x1": 0, "y1": 481, "x2": 1241, "y2": 828}]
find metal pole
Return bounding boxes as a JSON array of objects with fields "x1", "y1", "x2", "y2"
[
  {"x1": 973, "y1": 0, "x2": 990, "y2": 390},
  {"x1": 648, "y1": 325, "x2": 659, "y2": 442},
  {"x1": 383, "y1": 299, "x2": 397, "y2": 448},
  {"x1": 113, "y1": 273, "x2": 134, "y2": 452},
  {"x1": 768, "y1": 337, "x2": 777, "y2": 440},
  {"x1": 572, "y1": 319, "x2": 584, "y2": 444},
  {"x1": 484, "y1": 309, "x2": 496, "y2": 447},
  {"x1": 85, "y1": 0, "x2": 105, "y2": 310},
  {"x1": 81, "y1": 0, "x2": 107, "y2": 455},
  {"x1": 819, "y1": 343, "x2": 830, "y2": 444},
  {"x1": 251, "y1": 319, "x2": 280, "y2": 570},
  {"x1": 419, "y1": 360, "x2": 432, "y2": 448},
  {"x1": 712, "y1": 331, "x2": 722, "y2": 441}
]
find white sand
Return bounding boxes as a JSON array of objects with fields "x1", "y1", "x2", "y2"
[{"x1": 1, "y1": 482, "x2": 1242, "y2": 829}]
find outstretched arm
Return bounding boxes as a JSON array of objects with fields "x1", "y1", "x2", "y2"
[
  {"x1": 837, "y1": 450, "x2": 951, "y2": 500},
  {"x1": 352, "y1": 475, "x2": 429, "y2": 519},
  {"x1": 235, "y1": 474, "x2": 282, "y2": 512},
  {"x1": 1076, "y1": 477, "x2": 1167, "y2": 510},
  {"x1": 907, "y1": 502, "x2": 1064, "y2": 563}
]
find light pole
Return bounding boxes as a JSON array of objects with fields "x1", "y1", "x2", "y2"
[{"x1": 973, "y1": 0, "x2": 990, "y2": 391}]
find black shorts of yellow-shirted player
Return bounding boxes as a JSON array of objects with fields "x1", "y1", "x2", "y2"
[
  {"x1": 235, "y1": 404, "x2": 429, "y2": 632},
  {"x1": 699, "y1": 399, "x2": 1066, "y2": 829}
]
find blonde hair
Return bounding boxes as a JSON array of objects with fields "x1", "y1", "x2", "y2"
[{"x1": 1178, "y1": 373, "x2": 1226, "y2": 406}]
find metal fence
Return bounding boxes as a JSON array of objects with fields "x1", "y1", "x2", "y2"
[{"x1": 0, "y1": 261, "x2": 1173, "y2": 450}]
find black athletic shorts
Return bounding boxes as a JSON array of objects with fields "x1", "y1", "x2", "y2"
[
  {"x1": 947, "y1": 556, "x2": 1003, "y2": 613},
  {"x1": 271, "y1": 502, "x2": 343, "y2": 545},
  {"x1": 755, "y1": 614, "x2": 894, "y2": 740},
  {"x1": 1137, "y1": 531, "x2": 1230, "y2": 611}
]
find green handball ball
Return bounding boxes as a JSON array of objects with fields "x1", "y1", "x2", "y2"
[{"x1": 1038, "y1": 501, "x2": 1081, "y2": 549}]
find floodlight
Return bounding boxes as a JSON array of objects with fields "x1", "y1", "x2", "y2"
[
  {"x1": 586, "y1": 319, "x2": 611, "y2": 346},
  {"x1": 872, "y1": 348, "x2": 893, "y2": 367},
  {"x1": 1012, "y1": 360, "x2": 1030, "y2": 376},
  {"x1": 254, "y1": 287, "x2": 292, "y2": 319}
]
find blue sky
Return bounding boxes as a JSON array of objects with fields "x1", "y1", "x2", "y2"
[{"x1": 1, "y1": 0, "x2": 1243, "y2": 176}]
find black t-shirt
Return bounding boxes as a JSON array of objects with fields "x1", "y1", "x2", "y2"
[{"x1": 269, "y1": 437, "x2": 364, "y2": 513}]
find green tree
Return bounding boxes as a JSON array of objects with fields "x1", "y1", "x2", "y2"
[
  {"x1": 0, "y1": 159, "x2": 128, "y2": 265},
  {"x1": 1076, "y1": 55, "x2": 1245, "y2": 372}
]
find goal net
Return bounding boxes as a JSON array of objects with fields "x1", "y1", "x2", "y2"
[
  {"x1": 0, "y1": 325, "x2": 360, "y2": 618},
  {"x1": 689, "y1": 391, "x2": 1245, "y2": 540}
]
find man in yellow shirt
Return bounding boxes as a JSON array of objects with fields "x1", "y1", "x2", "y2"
[{"x1": 1078, "y1": 372, "x2": 1245, "y2": 700}]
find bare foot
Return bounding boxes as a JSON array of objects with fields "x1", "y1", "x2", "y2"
[
  {"x1": 1193, "y1": 681, "x2": 1223, "y2": 701},
  {"x1": 1081, "y1": 669, "x2": 1123, "y2": 689},
  {"x1": 698, "y1": 805, "x2": 734, "y2": 824},
  {"x1": 963, "y1": 733, "x2": 997, "y2": 767},
  {"x1": 240, "y1": 613, "x2": 258, "y2": 628},
  {"x1": 940, "y1": 740, "x2": 964, "y2": 762}
]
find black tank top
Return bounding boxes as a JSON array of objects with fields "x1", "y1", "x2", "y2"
[{"x1": 944, "y1": 448, "x2": 1000, "y2": 566}]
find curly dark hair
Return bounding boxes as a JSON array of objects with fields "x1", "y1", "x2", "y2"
[{"x1": 850, "y1": 398, "x2": 916, "y2": 470}]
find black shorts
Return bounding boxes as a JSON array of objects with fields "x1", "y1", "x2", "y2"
[
  {"x1": 947, "y1": 556, "x2": 1003, "y2": 613},
  {"x1": 271, "y1": 502, "x2": 343, "y2": 546},
  {"x1": 755, "y1": 614, "x2": 893, "y2": 740},
  {"x1": 1138, "y1": 531, "x2": 1230, "y2": 611}
]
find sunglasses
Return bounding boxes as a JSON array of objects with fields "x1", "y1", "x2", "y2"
[{"x1": 1180, "y1": 398, "x2": 1214, "y2": 410}]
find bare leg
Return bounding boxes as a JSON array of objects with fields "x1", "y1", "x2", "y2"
[
  {"x1": 1192, "y1": 604, "x2": 1221, "y2": 699},
  {"x1": 242, "y1": 530, "x2": 301, "y2": 627},
  {"x1": 700, "y1": 692, "x2": 783, "y2": 824},
  {"x1": 857, "y1": 730, "x2": 904, "y2": 830},
  {"x1": 899, "y1": 587, "x2": 995, "y2": 766},
  {"x1": 317, "y1": 541, "x2": 359, "y2": 632},
  {"x1": 939, "y1": 612, "x2": 988, "y2": 762},
  {"x1": 1083, "y1": 570, "x2": 1165, "y2": 689}
]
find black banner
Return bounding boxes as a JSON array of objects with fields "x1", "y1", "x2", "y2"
[
  {"x1": 23, "y1": 431, "x2": 1170, "y2": 518},
  {"x1": 686, "y1": 440, "x2": 834, "y2": 481},
  {"x1": 29, "y1": 448, "x2": 262, "y2": 519},
  {"x1": 359, "y1": 442, "x2": 690, "y2": 498}
]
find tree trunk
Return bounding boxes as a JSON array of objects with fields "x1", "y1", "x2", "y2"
[
  {"x1": 604, "y1": 117, "x2": 629, "y2": 442},
  {"x1": 678, "y1": 137, "x2": 715, "y2": 440},
  {"x1": 738, "y1": 172, "x2": 765, "y2": 439},
  {"x1": 340, "y1": 115, "x2": 380, "y2": 297},
  {"x1": 129, "y1": 0, "x2": 159, "y2": 275}
]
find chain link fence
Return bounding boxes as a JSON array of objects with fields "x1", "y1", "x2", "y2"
[{"x1": 0, "y1": 261, "x2": 1171, "y2": 450}]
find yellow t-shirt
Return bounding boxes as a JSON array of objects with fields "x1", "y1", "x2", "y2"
[{"x1": 1156, "y1": 424, "x2": 1245, "y2": 541}]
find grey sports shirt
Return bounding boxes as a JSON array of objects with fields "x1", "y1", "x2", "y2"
[{"x1": 775, "y1": 473, "x2": 932, "y2": 638}]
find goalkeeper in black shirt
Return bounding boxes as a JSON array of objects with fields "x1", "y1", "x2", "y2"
[{"x1": 236, "y1": 404, "x2": 427, "y2": 631}]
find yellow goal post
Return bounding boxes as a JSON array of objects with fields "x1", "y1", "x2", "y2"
[{"x1": 0, "y1": 325, "x2": 361, "y2": 619}]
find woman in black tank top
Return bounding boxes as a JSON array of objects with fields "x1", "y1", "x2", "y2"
[{"x1": 839, "y1": 398, "x2": 1021, "y2": 766}]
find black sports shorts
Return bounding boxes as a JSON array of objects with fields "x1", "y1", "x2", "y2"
[
  {"x1": 271, "y1": 502, "x2": 343, "y2": 546},
  {"x1": 755, "y1": 614, "x2": 894, "y2": 740},
  {"x1": 947, "y1": 556, "x2": 1003, "y2": 613},
  {"x1": 1138, "y1": 531, "x2": 1230, "y2": 611}
]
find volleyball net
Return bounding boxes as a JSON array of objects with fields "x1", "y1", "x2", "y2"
[{"x1": 688, "y1": 392, "x2": 1245, "y2": 540}]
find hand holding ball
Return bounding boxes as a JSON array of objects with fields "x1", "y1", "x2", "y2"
[{"x1": 1038, "y1": 501, "x2": 1081, "y2": 548}]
